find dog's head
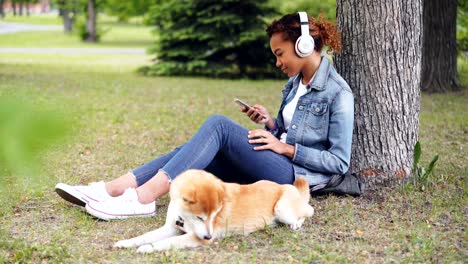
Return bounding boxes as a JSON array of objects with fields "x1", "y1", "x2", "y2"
[{"x1": 170, "y1": 170, "x2": 225, "y2": 241}]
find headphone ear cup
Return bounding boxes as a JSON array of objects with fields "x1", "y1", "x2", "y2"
[{"x1": 295, "y1": 35, "x2": 314, "y2": 57}]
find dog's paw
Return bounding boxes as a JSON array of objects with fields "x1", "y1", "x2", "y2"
[
  {"x1": 137, "y1": 244, "x2": 155, "y2": 254},
  {"x1": 114, "y1": 239, "x2": 137, "y2": 248},
  {"x1": 289, "y1": 218, "x2": 305, "y2": 230}
]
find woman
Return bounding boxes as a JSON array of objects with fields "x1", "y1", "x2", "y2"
[{"x1": 55, "y1": 12, "x2": 354, "y2": 220}]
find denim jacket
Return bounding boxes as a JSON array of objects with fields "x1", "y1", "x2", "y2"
[{"x1": 270, "y1": 56, "x2": 354, "y2": 185}]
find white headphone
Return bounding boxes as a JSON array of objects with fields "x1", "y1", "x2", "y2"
[{"x1": 295, "y1": 11, "x2": 315, "y2": 57}]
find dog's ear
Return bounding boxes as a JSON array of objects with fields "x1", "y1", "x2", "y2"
[{"x1": 182, "y1": 189, "x2": 196, "y2": 205}]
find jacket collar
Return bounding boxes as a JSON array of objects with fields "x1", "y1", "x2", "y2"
[{"x1": 291, "y1": 56, "x2": 331, "y2": 91}]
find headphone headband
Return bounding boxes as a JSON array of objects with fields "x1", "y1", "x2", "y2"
[{"x1": 298, "y1": 12, "x2": 310, "y2": 39}]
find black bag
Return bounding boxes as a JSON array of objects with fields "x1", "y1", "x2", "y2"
[{"x1": 310, "y1": 171, "x2": 364, "y2": 196}]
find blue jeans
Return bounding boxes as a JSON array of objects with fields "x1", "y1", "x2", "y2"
[{"x1": 132, "y1": 115, "x2": 295, "y2": 186}]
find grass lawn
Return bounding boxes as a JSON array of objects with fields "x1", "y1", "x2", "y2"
[
  {"x1": 1, "y1": 13, "x2": 63, "y2": 25},
  {"x1": 0, "y1": 17, "x2": 467, "y2": 263},
  {"x1": 0, "y1": 14, "x2": 153, "y2": 49}
]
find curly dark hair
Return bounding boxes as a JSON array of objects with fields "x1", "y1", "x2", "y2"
[{"x1": 266, "y1": 13, "x2": 342, "y2": 54}]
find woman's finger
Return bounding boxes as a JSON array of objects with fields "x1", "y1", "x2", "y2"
[
  {"x1": 253, "y1": 145, "x2": 269, "y2": 151},
  {"x1": 248, "y1": 129, "x2": 267, "y2": 138}
]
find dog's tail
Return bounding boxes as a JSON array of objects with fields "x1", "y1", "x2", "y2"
[{"x1": 293, "y1": 177, "x2": 310, "y2": 204}]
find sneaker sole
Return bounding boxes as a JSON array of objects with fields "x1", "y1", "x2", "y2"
[
  {"x1": 55, "y1": 183, "x2": 93, "y2": 207},
  {"x1": 85, "y1": 203, "x2": 156, "y2": 221}
]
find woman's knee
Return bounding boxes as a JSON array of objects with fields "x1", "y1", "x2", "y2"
[
  {"x1": 204, "y1": 114, "x2": 232, "y2": 129},
  {"x1": 206, "y1": 114, "x2": 229, "y2": 124}
]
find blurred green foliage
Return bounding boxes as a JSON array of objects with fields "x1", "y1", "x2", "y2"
[
  {"x1": 104, "y1": 0, "x2": 153, "y2": 22},
  {"x1": 141, "y1": 0, "x2": 280, "y2": 79},
  {"x1": 269, "y1": 0, "x2": 336, "y2": 21},
  {"x1": 75, "y1": 15, "x2": 103, "y2": 42},
  {"x1": 0, "y1": 97, "x2": 70, "y2": 187},
  {"x1": 457, "y1": 0, "x2": 468, "y2": 52}
]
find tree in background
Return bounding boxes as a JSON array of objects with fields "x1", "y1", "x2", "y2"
[
  {"x1": 0, "y1": 0, "x2": 4, "y2": 18},
  {"x1": 55, "y1": 0, "x2": 79, "y2": 32},
  {"x1": 421, "y1": 0, "x2": 460, "y2": 92},
  {"x1": 84, "y1": 0, "x2": 97, "y2": 42},
  {"x1": 458, "y1": 1, "x2": 468, "y2": 54},
  {"x1": 142, "y1": 0, "x2": 278, "y2": 78},
  {"x1": 269, "y1": 0, "x2": 336, "y2": 21},
  {"x1": 335, "y1": 0, "x2": 422, "y2": 189},
  {"x1": 53, "y1": 0, "x2": 102, "y2": 42},
  {"x1": 104, "y1": 0, "x2": 152, "y2": 22},
  {"x1": 55, "y1": 0, "x2": 152, "y2": 39},
  {"x1": 7, "y1": 0, "x2": 39, "y2": 16}
]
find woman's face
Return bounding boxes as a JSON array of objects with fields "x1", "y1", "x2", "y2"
[{"x1": 270, "y1": 32, "x2": 303, "y2": 77}]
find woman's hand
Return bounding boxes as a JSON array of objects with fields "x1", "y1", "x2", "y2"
[
  {"x1": 247, "y1": 129, "x2": 295, "y2": 158},
  {"x1": 242, "y1": 104, "x2": 275, "y2": 129}
]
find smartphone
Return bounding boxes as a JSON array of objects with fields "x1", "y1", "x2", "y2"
[
  {"x1": 234, "y1": 98, "x2": 251, "y2": 110},
  {"x1": 234, "y1": 98, "x2": 266, "y2": 119}
]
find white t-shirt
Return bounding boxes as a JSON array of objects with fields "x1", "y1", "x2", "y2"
[{"x1": 280, "y1": 78, "x2": 309, "y2": 143}]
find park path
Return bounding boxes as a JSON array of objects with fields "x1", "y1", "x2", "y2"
[
  {"x1": 0, "y1": 21, "x2": 146, "y2": 55},
  {"x1": 0, "y1": 21, "x2": 62, "y2": 34}
]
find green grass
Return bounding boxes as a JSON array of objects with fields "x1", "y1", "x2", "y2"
[
  {"x1": 0, "y1": 27, "x2": 153, "y2": 48},
  {"x1": 2, "y1": 13, "x2": 63, "y2": 25},
  {"x1": 459, "y1": 55, "x2": 468, "y2": 87},
  {"x1": 0, "y1": 53, "x2": 153, "y2": 72},
  {"x1": 0, "y1": 19, "x2": 467, "y2": 263},
  {"x1": 1, "y1": 12, "x2": 144, "y2": 25},
  {"x1": 0, "y1": 14, "x2": 153, "y2": 48}
]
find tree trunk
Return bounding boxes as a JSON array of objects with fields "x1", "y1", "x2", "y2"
[
  {"x1": 421, "y1": 0, "x2": 459, "y2": 92},
  {"x1": 86, "y1": 0, "x2": 97, "y2": 42},
  {"x1": 61, "y1": 8, "x2": 73, "y2": 32},
  {"x1": 335, "y1": 0, "x2": 422, "y2": 189},
  {"x1": 0, "y1": 0, "x2": 4, "y2": 18},
  {"x1": 58, "y1": 0, "x2": 73, "y2": 32}
]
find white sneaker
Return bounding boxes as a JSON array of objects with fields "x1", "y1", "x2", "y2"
[
  {"x1": 55, "y1": 181, "x2": 112, "y2": 207},
  {"x1": 85, "y1": 188, "x2": 156, "y2": 221}
]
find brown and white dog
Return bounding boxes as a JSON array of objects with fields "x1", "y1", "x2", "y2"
[{"x1": 114, "y1": 169, "x2": 314, "y2": 253}]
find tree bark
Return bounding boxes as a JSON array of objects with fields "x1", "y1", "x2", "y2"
[
  {"x1": 86, "y1": 0, "x2": 97, "y2": 42},
  {"x1": 421, "y1": 0, "x2": 459, "y2": 92},
  {"x1": 335, "y1": 0, "x2": 422, "y2": 189}
]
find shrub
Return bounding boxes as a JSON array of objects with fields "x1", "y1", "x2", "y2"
[{"x1": 143, "y1": 0, "x2": 281, "y2": 79}]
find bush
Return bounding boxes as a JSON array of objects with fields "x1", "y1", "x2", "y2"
[
  {"x1": 75, "y1": 15, "x2": 109, "y2": 42},
  {"x1": 144, "y1": 0, "x2": 282, "y2": 79}
]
